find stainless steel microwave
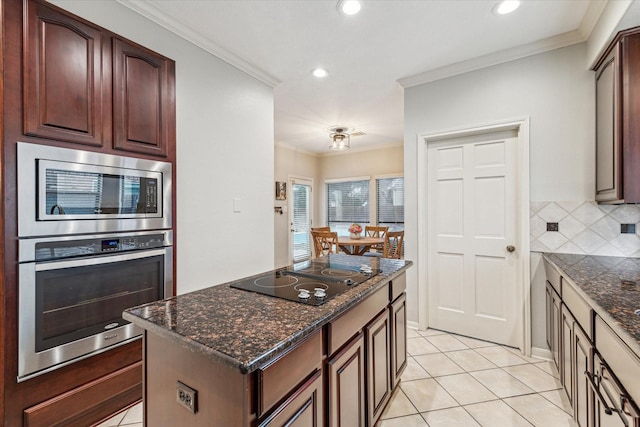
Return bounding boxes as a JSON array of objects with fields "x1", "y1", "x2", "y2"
[{"x1": 17, "y1": 142, "x2": 172, "y2": 237}]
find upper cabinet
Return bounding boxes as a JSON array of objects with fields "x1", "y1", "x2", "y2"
[
  {"x1": 24, "y1": 0, "x2": 109, "y2": 148},
  {"x1": 23, "y1": 0, "x2": 175, "y2": 158},
  {"x1": 112, "y1": 39, "x2": 175, "y2": 157},
  {"x1": 594, "y1": 28, "x2": 640, "y2": 204}
]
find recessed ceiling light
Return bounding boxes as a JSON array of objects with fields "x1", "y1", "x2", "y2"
[
  {"x1": 337, "y1": 0, "x2": 362, "y2": 16},
  {"x1": 313, "y1": 68, "x2": 328, "y2": 78},
  {"x1": 494, "y1": 0, "x2": 520, "y2": 15}
]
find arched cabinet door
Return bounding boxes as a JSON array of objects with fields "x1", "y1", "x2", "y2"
[
  {"x1": 24, "y1": 0, "x2": 109, "y2": 147},
  {"x1": 112, "y1": 38, "x2": 175, "y2": 157}
]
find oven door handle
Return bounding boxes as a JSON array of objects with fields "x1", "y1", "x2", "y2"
[{"x1": 35, "y1": 249, "x2": 168, "y2": 271}]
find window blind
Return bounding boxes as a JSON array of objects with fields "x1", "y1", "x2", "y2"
[
  {"x1": 292, "y1": 183, "x2": 312, "y2": 262},
  {"x1": 376, "y1": 177, "x2": 404, "y2": 231},
  {"x1": 327, "y1": 180, "x2": 369, "y2": 233}
]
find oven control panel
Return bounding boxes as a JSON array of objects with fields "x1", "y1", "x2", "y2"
[{"x1": 34, "y1": 233, "x2": 169, "y2": 261}]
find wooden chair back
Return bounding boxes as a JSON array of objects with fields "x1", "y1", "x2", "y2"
[
  {"x1": 365, "y1": 225, "x2": 389, "y2": 251},
  {"x1": 311, "y1": 230, "x2": 339, "y2": 258},
  {"x1": 383, "y1": 230, "x2": 404, "y2": 259},
  {"x1": 311, "y1": 227, "x2": 331, "y2": 232}
]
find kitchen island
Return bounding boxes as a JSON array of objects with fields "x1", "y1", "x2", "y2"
[{"x1": 123, "y1": 254, "x2": 412, "y2": 426}]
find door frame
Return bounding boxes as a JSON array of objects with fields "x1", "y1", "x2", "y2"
[
  {"x1": 288, "y1": 175, "x2": 314, "y2": 263},
  {"x1": 417, "y1": 117, "x2": 531, "y2": 354}
]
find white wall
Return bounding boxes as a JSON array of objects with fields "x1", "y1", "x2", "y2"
[
  {"x1": 404, "y1": 43, "x2": 595, "y2": 348},
  {"x1": 52, "y1": 1, "x2": 275, "y2": 294}
]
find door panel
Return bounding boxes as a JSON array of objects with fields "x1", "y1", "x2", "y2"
[
  {"x1": 428, "y1": 130, "x2": 519, "y2": 346},
  {"x1": 290, "y1": 179, "x2": 313, "y2": 263}
]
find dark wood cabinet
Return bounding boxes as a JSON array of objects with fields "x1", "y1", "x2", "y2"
[
  {"x1": 594, "y1": 28, "x2": 640, "y2": 203},
  {"x1": 391, "y1": 294, "x2": 407, "y2": 387},
  {"x1": 327, "y1": 333, "x2": 366, "y2": 427},
  {"x1": 366, "y1": 309, "x2": 391, "y2": 427},
  {"x1": 546, "y1": 281, "x2": 561, "y2": 371},
  {"x1": 561, "y1": 305, "x2": 575, "y2": 406},
  {"x1": 258, "y1": 370, "x2": 323, "y2": 427},
  {"x1": 574, "y1": 324, "x2": 592, "y2": 427},
  {"x1": 22, "y1": 0, "x2": 174, "y2": 156},
  {"x1": 112, "y1": 38, "x2": 175, "y2": 157},
  {"x1": 23, "y1": 0, "x2": 109, "y2": 147}
]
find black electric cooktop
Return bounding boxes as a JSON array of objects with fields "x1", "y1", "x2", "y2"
[{"x1": 230, "y1": 259, "x2": 380, "y2": 306}]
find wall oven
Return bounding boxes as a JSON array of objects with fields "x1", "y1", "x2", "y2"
[
  {"x1": 18, "y1": 230, "x2": 173, "y2": 382},
  {"x1": 17, "y1": 142, "x2": 172, "y2": 237}
]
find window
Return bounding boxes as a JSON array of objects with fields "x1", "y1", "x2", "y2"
[
  {"x1": 376, "y1": 177, "x2": 404, "y2": 231},
  {"x1": 327, "y1": 179, "x2": 369, "y2": 235}
]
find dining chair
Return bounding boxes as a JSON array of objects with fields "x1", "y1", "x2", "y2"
[
  {"x1": 311, "y1": 230, "x2": 339, "y2": 258},
  {"x1": 383, "y1": 230, "x2": 404, "y2": 259},
  {"x1": 311, "y1": 227, "x2": 331, "y2": 232},
  {"x1": 364, "y1": 225, "x2": 389, "y2": 253}
]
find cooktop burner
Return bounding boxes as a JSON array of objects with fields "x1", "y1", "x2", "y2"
[{"x1": 230, "y1": 259, "x2": 380, "y2": 305}]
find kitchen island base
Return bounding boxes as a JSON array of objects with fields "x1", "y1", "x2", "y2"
[{"x1": 127, "y1": 257, "x2": 411, "y2": 427}]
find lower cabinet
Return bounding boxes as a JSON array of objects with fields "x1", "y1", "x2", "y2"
[
  {"x1": 366, "y1": 309, "x2": 391, "y2": 427},
  {"x1": 546, "y1": 281, "x2": 562, "y2": 372},
  {"x1": 574, "y1": 324, "x2": 593, "y2": 427},
  {"x1": 258, "y1": 370, "x2": 323, "y2": 427},
  {"x1": 327, "y1": 333, "x2": 365, "y2": 426},
  {"x1": 561, "y1": 304, "x2": 575, "y2": 406},
  {"x1": 391, "y1": 294, "x2": 407, "y2": 387}
]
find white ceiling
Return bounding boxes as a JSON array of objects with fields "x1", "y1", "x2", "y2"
[{"x1": 120, "y1": 0, "x2": 605, "y2": 154}]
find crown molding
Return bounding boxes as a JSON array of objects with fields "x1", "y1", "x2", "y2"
[
  {"x1": 398, "y1": 29, "x2": 585, "y2": 88},
  {"x1": 116, "y1": 0, "x2": 280, "y2": 88},
  {"x1": 579, "y1": 0, "x2": 608, "y2": 40}
]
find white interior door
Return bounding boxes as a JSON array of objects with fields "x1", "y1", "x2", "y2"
[
  {"x1": 290, "y1": 178, "x2": 313, "y2": 263},
  {"x1": 427, "y1": 129, "x2": 520, "y2": 347}
]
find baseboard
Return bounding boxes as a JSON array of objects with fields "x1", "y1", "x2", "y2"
[
  {"x1": 531, "y1": 346, "x2": 552, "y2": 361},
  {"x1": 407, "y1": 320, "x2": 420, "y2": 331}
]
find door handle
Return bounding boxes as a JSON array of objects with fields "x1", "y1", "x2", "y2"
[{"x1": 506, "y1": 245, "x2": 516, "y2": 252}]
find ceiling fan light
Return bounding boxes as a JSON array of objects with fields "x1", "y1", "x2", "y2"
[
  {"x1": 494, "y1": 0, "x2": 520, "y2": 15},
  {"x1": 329, "y1": 131, "x2": 350, "y2": 151},
  {"x1": 337, "y1": 0, "x2": 361, "y2": 16}
]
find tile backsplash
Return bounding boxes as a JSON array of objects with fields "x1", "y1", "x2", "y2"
[{"x1": 530, "y1": 201, "x2": 640, "y2": 257}]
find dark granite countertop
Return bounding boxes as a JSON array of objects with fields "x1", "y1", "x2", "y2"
[
  {"x1": 123, "y1": 254, "x2": 412, "y2": 374},
  {"x1": 542, "y1": 253, "x2": 640, "y2": 358}
]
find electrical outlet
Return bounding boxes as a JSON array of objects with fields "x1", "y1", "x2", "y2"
[
  {"x1": 176, "y1": 381, "x2": 197, "y2": 414},
  {"x1": 621, "y1": 223, "x2": 636, "y2": 234},
  {"x1": 547, "y1": 222, "x2": 559, "y2": 232}
]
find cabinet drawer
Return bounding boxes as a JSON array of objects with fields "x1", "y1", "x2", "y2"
[
  {"x1": 595, "y1": 316, "x2": 640, "y2": 403},
  {"x1": 327, "y1": 284, "x2": 389, "y2": 355},
  {"x1": 390, "y1": 274, "x2": 406, "y2": 302},
  {"x1": 562, "y1": 280, "x2": 592, "y2": 339},
  {"x1": 257, "y1": 330, "x2": 322, "y2": 416},
  {"x1": 544, "y1": 260, "x2": 562, "y2": 295}
]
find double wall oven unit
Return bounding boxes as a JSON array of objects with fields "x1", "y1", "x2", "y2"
[{"x1": 16, "y1": 142, "x2": 174, "y2": 382}]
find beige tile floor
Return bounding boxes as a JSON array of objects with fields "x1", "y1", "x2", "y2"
[
  {"x1": 378, "y1": 328, "x2": 574, "y2": 427},
  {"x1": 99, "y1": 328, "x2": 572, "y2": 427}
]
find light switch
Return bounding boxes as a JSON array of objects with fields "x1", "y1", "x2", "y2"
[{"x1": 233, "y1": 198, "x2": 241, "y2": 213}]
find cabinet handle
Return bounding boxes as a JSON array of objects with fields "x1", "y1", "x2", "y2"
[{"x1": 585, "y1": 371, "x2": 615, "y2": 416}]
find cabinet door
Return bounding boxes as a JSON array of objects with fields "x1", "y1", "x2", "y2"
[
  {"x1": 258, "y1": 370, "x2": 323, "y2": 427},
  {"x1": 327, "y1": 333, "x2": 365, "y2": 427},
  {"x1": 24, "y1": 0, "x2": 109, "y2": 147},
  {"x1": 547, "y1": 282, "x2": 561, "y2": 371},
  {"x1": 574, "y1": 324, "x2": 592, "y2": 427},
  {"x1": 366, "y1": 310, "x2": 391, "y2": 427},
  {"x1": 391, "y1": 294, "x2": 407, "y2": 387},
  {"x1": 112, "y1": 38, "x2": 175, "y2": 157},
  {"x1": 595, "y1": 48, "x2": 621, "y2": 203},
  {"x1": 561, "y1": 304, "x2": 574, "y2": 405}
]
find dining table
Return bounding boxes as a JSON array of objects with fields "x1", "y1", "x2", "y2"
[{"x1": 337, "y1": 236, "x2": 385, "y2": 256}]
